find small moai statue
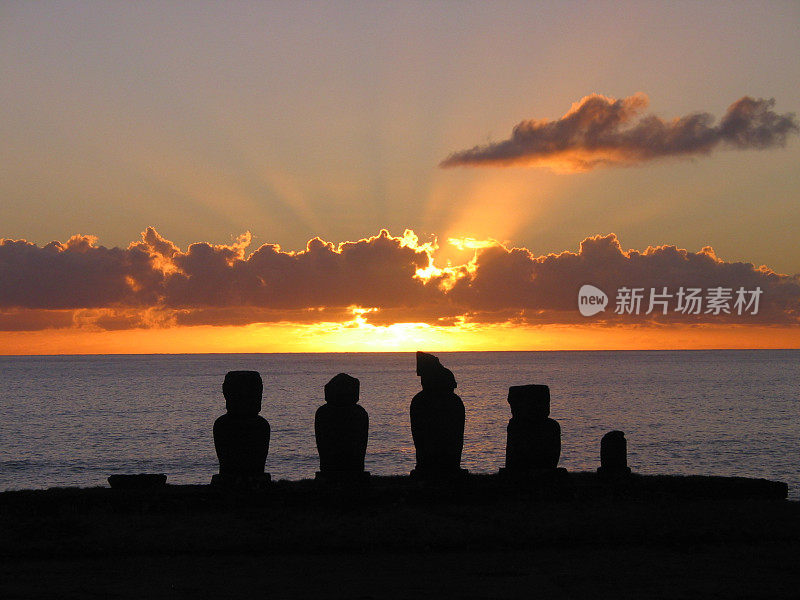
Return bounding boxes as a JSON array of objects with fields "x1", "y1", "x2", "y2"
[
  {"x1": 212, "y1": 370, "x2": 271, "y2": 488},
  {"x1": 410, "y1": 351, "x2": 466, "y2": 478},
  {"x1": 597, "y1": 430, "x2": 631, "y2": 477},
  {"x1": 503, "y1": 384, "x2": 562, "y2": 474},
  {"x1": 315, "y1": 373, "x2": 370, "y2": 481}
]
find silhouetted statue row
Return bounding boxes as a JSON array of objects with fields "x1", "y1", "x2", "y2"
[{"x1": 212, "y1": 352, "x2": 631, "y2": 487}]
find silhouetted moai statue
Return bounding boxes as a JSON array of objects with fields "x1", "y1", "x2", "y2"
[
  {"x1": 410, "y1": 351, "x2": 466, "y2": 478},
  {"x1": 597, "y1": 430, "x2": 631, "y2": 477},
  {"x1": 315, "y1": 373, "x2": 370, "y2": 481},
  {"x1": 212, "y1": 370, "x2": 271, "y2": 488},
  {"x1": 502, "y1": 384, "x2": 562, "y2": 474}
]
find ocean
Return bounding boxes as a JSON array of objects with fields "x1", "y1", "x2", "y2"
[{"x1": 1, "y1": 350, "x2": 797, "y2": 498}]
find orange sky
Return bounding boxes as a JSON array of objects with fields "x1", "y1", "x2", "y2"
[
  {"x1": 1, "y1": 322, "x2": 797, "y2": 355},
  {"x1": 2, "y1": 3, "x2": 799, "y2": 272},
  {"x1": 1, "y1": 4, "x2": 798, "y2": 354}
]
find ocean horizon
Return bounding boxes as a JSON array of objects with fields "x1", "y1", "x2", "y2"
[{"x1": 2, "y1": 349, "x2": 798, "y2": 498}]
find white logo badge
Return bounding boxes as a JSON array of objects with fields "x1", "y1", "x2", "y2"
[{"x1": 578, "y1": 284, "x2": 608, "y2": 316}]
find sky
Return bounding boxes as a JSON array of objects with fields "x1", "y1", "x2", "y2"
[{"x1": 1, "y1": 1, "x2": 799, "y2": 353}]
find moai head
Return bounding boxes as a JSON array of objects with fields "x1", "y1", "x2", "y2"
[
  {"x1": 416, "y1": 351, "x2": 457, "y2": 392},
  {"x1": 507, "y1": 384, "x2": 550, "y2": 420},
  {"x1": 223, "y1": 370, "x2": 263, "y2": 416},
  {"x1": 600, "y1": 430, "x2": 628, "y2": 468},
  {"x1": 602, "y1": 430, "x2": 626, "y2": 447},
  {"x1": 421, "y1": 365, "x2": 457, "y2": 393},
  {"x1": 416, "y1": 351, "x2": 441, "y2": 376},
  {"x1": 324, "y1": 373, "x2": 360, "y2": 406}
]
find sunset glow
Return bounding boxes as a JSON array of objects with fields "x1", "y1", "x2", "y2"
[
  {"x1": 1, "y1": 321, "x2": 797, "y2": 356},
  {"x1": 1, "y1": 225, "x2": 798, "y2": 353},
  {"x1": 1, "y1": 2, "x2": 798, "y2": 353}
]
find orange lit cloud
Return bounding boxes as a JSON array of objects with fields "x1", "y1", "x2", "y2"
[
  {"x1": 440, "y1": 95, "x2": 798, "y2": 172},
  {"x1": 1, "y1": 229, "x2": 798, "y2": 331}
]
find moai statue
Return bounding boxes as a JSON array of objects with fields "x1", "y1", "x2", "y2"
[
  {"x1": 212, "y1": 370, "x2": 271, "y2": 487},
  {"x1": 315, "y1": 373, "x2": 370, "y2": 481},
  {"x1": 503, "y1": 384, "x2": 561, "y2": 474},
  {"x1": 410, "y1": 351, "x2": 466, "y2": 478},
  {"x1": 597, "y1": 430, "x2": 631, "y2": 477}
]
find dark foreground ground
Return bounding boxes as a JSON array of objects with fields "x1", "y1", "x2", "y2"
[{"x1": 1, "y1": 473, "x2": 797, "y2": 599}]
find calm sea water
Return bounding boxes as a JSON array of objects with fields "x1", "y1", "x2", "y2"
[{"x1": 0, "y1": 350, "x2": 797, "y2": 498}]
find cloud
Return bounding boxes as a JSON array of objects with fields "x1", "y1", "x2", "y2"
[
  {"x1": 1, "y1": 229, "x2": 798, "y2": 330},
  {"x1": 0, "y1": 309, "x2": 75, "y2": 331},
  {"x1": 0, "y1": 228, "x2": 438, "y2": 328},
  {"x1": 439, "y1": 94, "x2": 798, "y2": 171},
  {"x1": 445, "y1": 234, "x2": 800, "y2": 325},
  {"x1": 0, "y1": 233, "x2": 165, "y2": 309},
  {"x1": 159, "y1": 229, "x2": 435, "y2": 309}
]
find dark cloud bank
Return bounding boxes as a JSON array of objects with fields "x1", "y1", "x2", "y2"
[
  {"x1": 1, "y1": 229, "x2": 798, "y2": 331},
  {"x1": 440, "y1": 95, "x2": 798, "y2": 171}
]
